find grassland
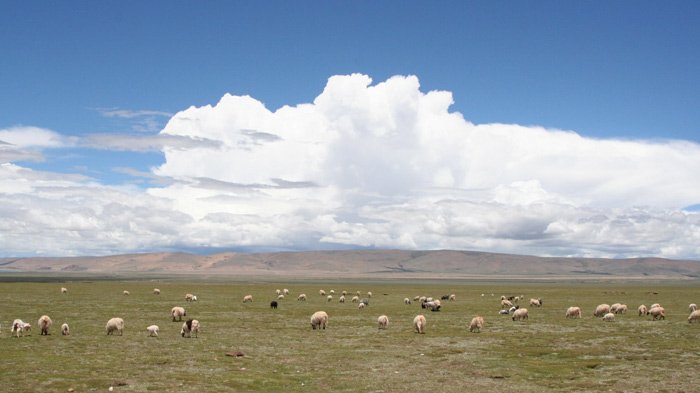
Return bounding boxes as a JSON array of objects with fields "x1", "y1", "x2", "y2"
[{"x1": 2, "y1": 277, "x2": 700, "y2": 392}]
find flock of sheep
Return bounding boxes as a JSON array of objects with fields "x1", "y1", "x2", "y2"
[{"x1": 6, "y1": 286, "x2": 700, "y2": 341}]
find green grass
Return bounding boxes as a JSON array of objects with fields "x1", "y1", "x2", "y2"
[{"x1": 2, "y1": 278, "x2": 700, "y2": 392}]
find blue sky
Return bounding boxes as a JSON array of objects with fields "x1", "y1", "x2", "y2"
[{"x1": 1, "y1": 2, "x2": 699, "y2": 258}]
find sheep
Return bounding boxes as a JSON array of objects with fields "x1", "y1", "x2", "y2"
[
  {"x1": 327, "y1": 295, "x2": 333, "y2": 302},
  {"x1": 11, "y1": 319, "x2": 31, "y2": 337},
  {"x1": 276, "y1": 289, "x2": 282, "y2": 295},
  {"x1": 358, "y1": 302, "x2": 366, "y2": 309},
  {"x1": 367, "y1": 292, "x2": 373, "y2": 298},
  {"x1": 469, "y1": 316, "x2": 484, "y2": 333},
  {"x1": 147, "y1": 325, "x2": 159, "y2": 337},
  {"x1": 61, "y1": 323, "x2": 70, "y2": 336},
  {"x1": 283, "y1": 288, "x2": 290, "y2": 295},
  {"x1": 613, "y1": 304, "x2": 628, "y2": 314},
  {"x1": 351, "y1": 296, "x2": 359, "y2": 303},
  {"x1": 499, "y1": 309, "x2": 509, "y2": 315},
  {"x1": 277, "y1": 294, "x2": 285, "y2": 300},
  {"x1": 342, "y1": 290, "x2": 348, "y2": 296},
  {"x1": 310, "y1": 311, "x2": 328, "y2": 330},
  {"x1": 690, "y1": 303, "x2": 698, "y2": 312},
  {"x1": 38, "y1": 315, "x2": 52, "y2": 335},
  {"x1": 185, "y1": 293, "x2": 194, "y2": 302},
  {"x1": 441, "y1": 294, "x2": 450, "y2": 300},
  {"x1": 123, "y1": 290, "x2": 130, "y2": 296},
  {"x1": 181, "y1": 319, "x2": 200, "y2": 338},
  {"x1": 602, "y1": 313, "x2": 615, "y2": 322},
  {"x1": 192, "y1": 295, "x2": 197, "y2": 302},
  {"x1": 501, "y1": 299, "x2": 513, "y2": 309},
  {"x1": 418, "y1": 296, "x2": 426, "y2": 303},
  {"x1": 425, "y1": 301, "x2": 441, "y2": 312},
  {"x1": 339, "y1": 295, "x2": 346, "y2": 303},
  {"x1": 270, "y1": 301, "x2": 278, "y2": 309},
  {"x1": 377, "y1": 315, "x2": 389, "y2": 330},
  {"x1": 330, "y1": 289, "x2": 335, "y2": 295},
  {"x1": 413, "y1": 296, "x2": 421, "y2": 302},
  {"x1": 361, "y1": 298, "x2": 370, "y2": 306},
  {"x1": 153, "y1": 288, "x2": 161, "y2": 295},
  {"x1": 171, "y1": 306, "x2": 186, "y2": 322},
  {"x1": 610, "y1": 303, "x2": 622, "y2": 313},
  {"x1": 61, "y1": 287, "x2": 68, "y2": 294},
  {"x1": 242, "y1": 295, "x2": 253, "y2": 303},
  {"x1": 649, "y1": 306, "x2": 666, "y2": 320},
  {"x1": 356, "y1": 291, "x2": 361, "y2": 296},
  {"x1": 319, "y1": 289, "x2": 326, "y2": 296},
  {"x1": 638, "y1": 304, "x2": 648, "y2": 316},
  {"x1": 404, "y1": 297, "x2": 411, "y2": 305},
  {"x1": 594, "y1": 304, "x2": 611, "y2": 318},
  {"x1": 650, "y1": 303, "x2": 661, "y2": 309},
  {"x1": 297, "y1": 294, "x2": 307, "y2": 301},
  {"x1": 509, "y1": 305, "x2": 519, "y2": 314},
  {"x1": 688, "y1": 310, "x2": 700, "y2": 323},
  {"x1": 565, "y1": 306, "x2": 582, "y2": 319},
  {"x1": 413, "y1": 315, "x2": 426, "y2": 334},
  {"x1": 512, "y1": 308, "x2": 529, "y2": 321},
  {"x1": 449, "y1": 294, "x2": 456, "y2": 301},
  {"x1": 105, "y1": 317, "x2": 125, "y2": 336},
  {"x1": 529, "y1": 298, "x2": 542, "y2": 307}
]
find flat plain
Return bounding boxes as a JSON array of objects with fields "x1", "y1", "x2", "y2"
[{"x1": 2, "y1": 276, "x2": 700, "y2": 392}]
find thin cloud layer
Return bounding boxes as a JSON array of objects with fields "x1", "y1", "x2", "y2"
[{"x1": 1, "y1": 74, "x2": 699, "y2": 257}]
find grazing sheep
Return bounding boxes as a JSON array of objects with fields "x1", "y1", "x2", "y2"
[
  {"x1": 147, "y1": 325, "x2": 159, "y2": 337},
  {"x1": 565, "y1": 306, "x2": 582, "y2": 319},
  {"x1": 404, "y1": 297, "x2": 411, "y2": 305},
  {"x1": 339, "y1": 295, "x2": 346, "y2": 303},
  {"x1": 638, "y1": 304, "x2": 648, "y2": 316},
  {"x1": 192, "y1": 295, "x2": 197, "y2": 302},
  {"x1": 610, "y1": 303, "x2": 622, "y2": 313},
  {"x1": 61, "y1": 287, "x2": 68, "y2": 294},
  {"x1": 242, "y1": 295, "x2": 253, "y2": 303},
  {"x1": 594, "y1": 304, "x2": 611, "y2": 318},
  {"x1": 469, "y1": 316, "x2": 485, "y2": 333},
  {"x1": 61, "y1": 323, "x2": 70, "y2": 336},
  {"x1": 358, "y1": 302, "x2": 366, "y2": 309},
  {"x1": 105, "y1": 317, "x2": 125, "y2": 335},
  {"x1": 185, "y1": 293, "x2": 194, "y2": 302},
  {"x1": 277, "y1": 294, "x2": 285, "y2": 300},
  {"x1": 330, "y1": 290, "x2": 335, "y2": 295},
  {"x1": 449, "y1": 294, "x2": 456, "y2": 301},
  {"x1": 319, "y1": 289, "x2": 326, "y2": 296},
  {"x1": 276, "y1": 289, "x2": 282, "y2": 295},
  {"x1": 649, "y1": 306, "x2": 666, "y2": 320},
  {"x1": 613, "y1": 304, "x2": 628, "y2": 314},
  {"x1": 356, "y1": 291, "x2": 361, "y2": 296},
  {"x1": 367, "y1": 292, "x2": 373, "y2": 298},
  {"x1": 688, "y1": 310, "x2": 700, "y2": 323},
  {"x1": 181, "y1": 319, "x2": 200, "y2": 338},
  {"x1": 11, "y1": 319, "x2": 31, "y2": 337},
  {"x1": 297, "y1": 294, "x2": 307, "y2": 301},
  {"x1": 690, "y1": 303, "x2": 698, "y2": 312},
  {"x1": 501, "y1": 299, "x2": 513, "y2": 309},
  {"x1": 153, "y1": 288, "x2": 161, "y2": 295},
  {"x1": 361, "y1": 298, "x2": 370, "y2": 306},
  {"x1": 377, "y1": 315, "x2": 389, "y2": 330},
  {"x1": 283, "y1": 288, "x2": 290, "y2": 295},
  {"x1": 425, "y1": 301, "x2": 441, "y2": 312},
  {"x1": 441, "y1": 294, "x2": 450, "y2": 300},
  {"x1": 341, "y1": 290, "x2": 348, "y2": 296},
  {"x1": 499, "y1": 309, "x2": 509, "y2": 315},
  {"x1": 512, "y1": 308, "x2": 529, "y2": 321},
  {"x1": 38, "y1": 315, "x2": 52, "y2": 335},
  {"x1": 310, "y1": 311, "x2": 329, "y2": 330},
  {"x1": 270, "y1": 301, "x2": 278, "y2": 309},
  {"x1": 171, "y1": 306, "x2": 186, "y2": 322},
  {"x1": 123, "y1": 290, "x2": 130, "y2": 296},
  {"x1": 529, "y1": 298, "x2": 542, "y2": 307},
  {"x1": 413, "y1": 315, "x2": 426, "y2": 334},
  {"x1": 413, "y1": 296, "x2": 421, "y2": 302},
  {"x1": 650, "y1": 303, "x2": 661, "y2": 309},
  {"x1": 418, "y1": 296, "x2": 427, "y2": 303},
  {"x1": 327, "y1": 295, "x2": 333, "y2": 302},
  {"x1": 509, "y1": 306, "x2": 519, "y2": 314},
  {"x1": 602, "y1": 313, "x2": 615, "y2": 322},
  {"x1": 351, "y1": 296, "x2": 360, "y2": 303}
]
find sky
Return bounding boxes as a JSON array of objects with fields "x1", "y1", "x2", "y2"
[{"x1": 1, "y1": 1, "x2": 699, "y2": 258}]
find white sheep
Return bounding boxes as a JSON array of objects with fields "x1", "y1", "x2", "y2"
[
  {"x1": 181, "y1": 319, "x2": 200, "y2": 338},
  {"x1": 11, "y1": 319, "x2": 31, "y2": 337},
  {"x1": 297, "y1": 294, "x2": 307, "y2": 301},
  {"x1": 277, "y1": 294, "x2": 285, "y2": 300},
  {"x1": 649, "y1": 306, "x2": 666, "y2": 320},
  {"x1": 242, "y1": 295, "x2": 253, "y2": 303},
  {"x1": 330, "y1": 289, "x2": 335, "y2": 294},
  {"x1": 339, "y1": 295, "x2": 346, "y2": 303},
  {"x1": 276, "y1": 289, "x2": 282, "y2": 295},
  {"x1": 469, "y1": 316, "x2": 484, "y2": 333},
  {"x1": 565, "y1": 306, "x2": 582, "y2": 319},
  {"x1": 501, "y1": 299, "x2": 513, "y2": 309},
  {"x1": 283, "y1": 289, "x2": 289, "y2": 295},
  {"x1": 38, "y1": 315, "x2": 52, "y2": 335},
  {"x1": 404, "y1": 297, "x2": 411, "y2": 305},
  {"x1": 650, "y1": 303, "x2": 661, "y2": 309},
  {"x1": 690, "y1": 303, "x2": 698, "y2": 312},
  {"x1": 358, "y1": 302, "x2": 366, "y2": 309},
  {"x1": 413, "y1": 296, "x2": 421, "y2": 302},
  {"x1": 613, "y1": 304, "x2": 627, "y2": 314},
  {"x1": 351, "y1": 296, "x2": 359, "y2": 303},
  {"x1": 529, "y1": 298, "x2": 542, "y2": 307},
  {"x1": 512, "y1": 308, "x2": 529, "y2": 321},
  {"x1": 319, "y1": 289, "x2": 326, "y2": 296},
  {"x1": 367, "y1": 292, "x2": 373, "y2": 298},
  {"x1": 610, "y1": 303, "x2": 622, "y2": 313},
  {"x1": 594, "y1": 304, "x2": 611, "y2": 317},
  {"x1": 688, "y1": 310, "x2": 700, "y2": 323},
  {"x1": 638, "y1": 304, "x2": 648, "y2": 316},
  {"x1": 105, "y1": 317, "x2": 125, "y2": 336},
  {"x1": 61, "y1": 287, "x2": 68, "y2": 294},
  {"x1": 327, "y1": 295, "x2": 333, "y2": 302},
  {"x1": 146, "y1": 325, "x2": 159, "y2": 337},
  {"x1": 310, "y1": 311, "x2": 329, "y2": 330},
  {"x1": 192, "y1": 295, "x2": 197, "y2": 302},
  {"x1": 602, "y1": 313, "x2": 615, "y2": 322},
  {"x1": 153, "y1": 288, "x2": 161, "y2": 295},
  {"x1": 61, "y1": 323, "x2": 70, "y2": 336},
  {"x1": 449, "y1": 294, "x2": 456, "y2": 301},
  {"x1": 185, "y1": 293, "x2": 194, "y2": 302},
  {"x1": 123, "y1": 290, "x2": 130, "y2": 296},
  {"x1": 377, "y1": 315, "x2": 389, "y2": 330},
  {"x1": 171, "y1": 306, "x2": 187, "y2": 322},
  {"x1": 413, "y1": 315, "x2": 426, "y2": 334}
]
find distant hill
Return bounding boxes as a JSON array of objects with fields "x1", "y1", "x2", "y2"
[{"x1": 1, "y1": 250, "x2": 700, "y2": 279}]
